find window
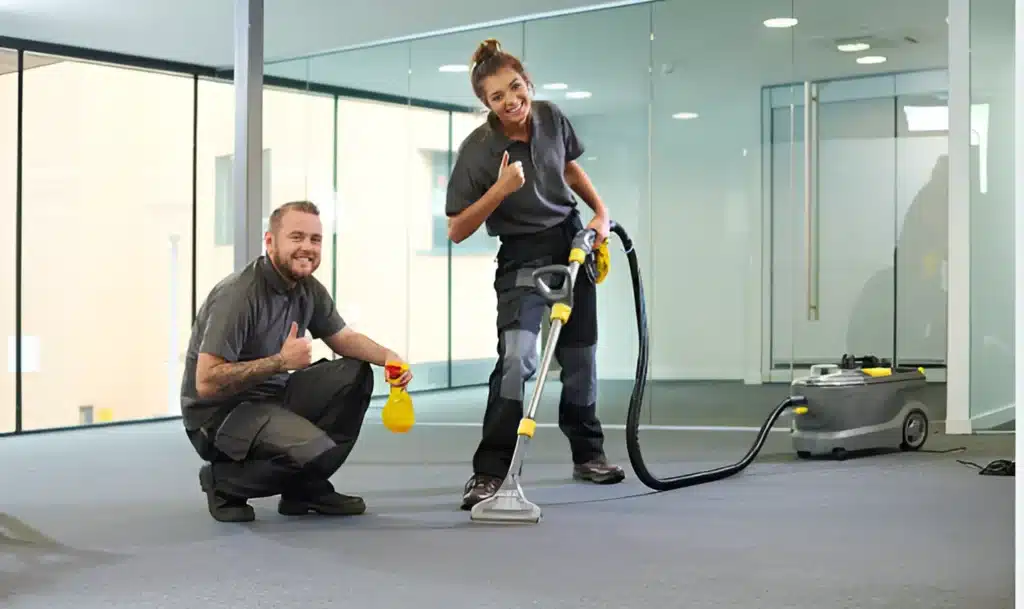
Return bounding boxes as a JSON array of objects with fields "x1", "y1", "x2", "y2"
[
  {"x1": 425, "y1": 147, "x2": 496, "y2": 255},
  {"x1": 213, "y1": 148, "x2": 273, "y2": 247},
  {"x1": 196, "y1": 80, "x2": 336, "y2": 366},
  {"x1": 448, "y1": 111, "x2": 501, "y2": 385},
  {"x1": 335, "y1": 98, "x2": 454, "y2": 392},
  {"x1": 20, "y1": 55, "x2": 194, "y2": 430}
]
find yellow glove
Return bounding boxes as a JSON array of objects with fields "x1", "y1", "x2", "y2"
[
  {"x1": 593, "y1": 240, "x2": 611, "y2": 284},
  {"x1": 381, "y1": 362, "x2": 415, "y2": 433}
]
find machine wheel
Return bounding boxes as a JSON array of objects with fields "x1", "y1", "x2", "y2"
[
  {"x1": 832, "y1": 448, "x2": 848, "y2": 461},
  {"x1": 900, "y1": 409, "x2": 929, "y2": 451},
  {"x1": 796, "y1": 451, "x2": 812, "y2": 460}
]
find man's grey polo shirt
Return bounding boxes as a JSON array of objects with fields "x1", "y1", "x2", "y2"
[
  {"x1": 180, "y1": 255, "x2": 346, "y2": 430},
  {"x1": 445, "y1": 100, "x2": 586, "y2": 237}
]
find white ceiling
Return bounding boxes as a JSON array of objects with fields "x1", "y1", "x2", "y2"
[
  {"x1": 262, "y1": 0, "x2": 955, "y2": 115},
  {"x1": 0, "y1": 0, "x2": 1008, "y2": 117},
  {"x1": 0, "y1": 0, "x2": 638, "y2": 67}
]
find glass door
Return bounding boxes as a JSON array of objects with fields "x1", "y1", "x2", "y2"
[{"x1": 765, "y1": 70, "x2": 949, "y2": 382}]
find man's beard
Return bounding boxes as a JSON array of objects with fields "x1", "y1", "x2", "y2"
[{"x1": 273, "y1": 251, "x2": 315, "y2": 282}]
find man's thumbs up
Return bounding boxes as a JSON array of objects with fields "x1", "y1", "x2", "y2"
[{"x1": 279, "y1": 321, "x2": 312, "y2": 371}]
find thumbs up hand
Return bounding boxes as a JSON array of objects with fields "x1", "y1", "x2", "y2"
[
  {"x1": 496, "y1": 150, "x2": 525, "y2": 197},
  {"x1": 279, "y1": 321, "x2": 313, "y2": 371}
]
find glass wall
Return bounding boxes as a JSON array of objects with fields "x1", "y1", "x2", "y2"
[
  {"x1": 968, "y1": 0, "x2": 1015, "y2": 431},
  {"x1": 20, "y1": 56, "x2": 194, "y2": 431},
  {"x1": 526, "y1": 5, "x2": 652, "y2": 402},
  {"x1": 0, "y1": 0, "x2": 988, "y2": 434},
  {"x1": 764, "y1": 71, "x2": 950, "y2": 374}
]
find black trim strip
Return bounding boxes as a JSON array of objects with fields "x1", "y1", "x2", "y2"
[
  {"x1": 331, "y1": 94, "x2": 339, "y2": 332},
  {"x1": 0, "y1": 36, "x2": 217, "y2": 77},
  {"x1": 13, "y1": 49, "x2": 23, "y2": 433},
  {"x1": 217, "y1": 72, "x2": 478, "y2": 113},
  {"x1": 446, "y1": 111, "x2": 454, "y2": 388},
  {"x1": 0, "y1": 35, "x2": 479, "y2": 114},
  {"x1": 191, "y1": 74, "x2": 199, "y2": 323}
]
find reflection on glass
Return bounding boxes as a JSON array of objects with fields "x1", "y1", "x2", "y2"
[
  {"x1": 0, "y1": 49, "x2": 16, "y2": 432},
  {"x1": 21, "y1": 55, "x2": 194, "y2": 430},
  {"x1": 969, "y1": 0, "x2": 1015, "y2": 430},
  {"x1": 895, "y1": 94, "x2": 948, "y2": 368},
  {"x1": 767, "y1": 72, "x2": 950, "y2": 386}
]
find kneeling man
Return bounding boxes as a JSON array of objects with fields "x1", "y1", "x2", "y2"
[{"x1": 181, "y1": 200, "x2": 413, "y2": 523}]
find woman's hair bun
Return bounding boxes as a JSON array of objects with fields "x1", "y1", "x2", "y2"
[{"x1": 471, "y1": 38, "x2": 502, "y2": 65}]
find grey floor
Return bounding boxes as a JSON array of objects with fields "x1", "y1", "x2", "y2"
[{"x1": 0, "y1": 381, "x2": 1014, "y2": 608}]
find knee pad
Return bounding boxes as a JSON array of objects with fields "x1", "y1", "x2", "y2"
[
  {"x1": 305, "y1": 443, "x2": 349, "y2": 479},
  {"x1": 498, "y1": 328, "x2": 539, "y2": 401},
  {"x1": 558, "y1": 344, "x2": 597, "y2": 406},
  {"x1": 275, "y1": 433, "x2": 337, "y2": 472}
]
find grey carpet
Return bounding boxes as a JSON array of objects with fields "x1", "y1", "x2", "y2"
[{"x1": 0, "y1": 383, "x2": 1014, "y2": 608}]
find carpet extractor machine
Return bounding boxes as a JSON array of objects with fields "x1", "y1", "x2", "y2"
[
  {"x1": 470, "y1": 222, "x2": 933, "y2": 525},
  {"x1": 789, "y1": 355, "x2": 931, "y2": 460}
]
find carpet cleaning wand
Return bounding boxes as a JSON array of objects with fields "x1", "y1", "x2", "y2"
[
  {"x1": 469, "y1": 226, "x2": 606, "y2": 524},
  {"x1": 469, "y1": 220, "x2": 811, "y2": 525}
]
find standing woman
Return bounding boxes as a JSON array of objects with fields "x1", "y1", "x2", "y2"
[{"x1": 446, "y1": 38, "x2": 625, "y2": 510}]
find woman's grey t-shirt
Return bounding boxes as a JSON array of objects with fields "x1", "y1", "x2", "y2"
[{"x1": 445, "y1": 100, "x2": 585, "y2": 237}]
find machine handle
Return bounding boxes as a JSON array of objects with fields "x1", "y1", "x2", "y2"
[
  {"x1": 533, "y1": 265, "x2": 573, "y2": 304},
  {"x1": 570, "y1": 228, "x2": 599, "y2": 255}
]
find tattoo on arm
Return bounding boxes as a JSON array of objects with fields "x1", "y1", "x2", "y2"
[{"x1": 201, "y1": 355, "x2": 284, "y2": 399}]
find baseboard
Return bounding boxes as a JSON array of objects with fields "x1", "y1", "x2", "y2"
[
  {"x1": 648, "y1": 367, "x2": 742, "y2": 381},
  {"x1": 944, "y1": 419, "x2": 973, "y2": 435}
]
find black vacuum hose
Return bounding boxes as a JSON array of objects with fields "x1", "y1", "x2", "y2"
[{"x1": 609, "y1": 221, "x2": 807, "y2": 492}]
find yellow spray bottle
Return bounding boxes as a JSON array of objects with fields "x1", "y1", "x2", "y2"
[{"x1": 381, "y1": 361, "x2": 415, "y2": 433}]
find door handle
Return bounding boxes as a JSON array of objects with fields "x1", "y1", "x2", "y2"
[{"x1": 803, "y1": 82, "x2": 820, "y2": 322}]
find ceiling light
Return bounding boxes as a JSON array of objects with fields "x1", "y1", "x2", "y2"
[
  {"x1": 763, "y1": 17, "x2": 798, "y2": 28},
  {"x1": 565, "y1": 91, "x2": 592, "y2": 99},
  {"x1": 438, "y1": 64, "x2": 468, "y2": 73},
  {"x1": 542, "y1": 83, "x2": 568, "y2": 90},
  {"x1": 672, "y1": 112, "x2": 699, "y2": 120},
  {"x1": 856, "y1": 55, "x2": 887, "y2": 65},
  {"x1": 837, "y1": 42, "x2": 870, "y2": 52}
]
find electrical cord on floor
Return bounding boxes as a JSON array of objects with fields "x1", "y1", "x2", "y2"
[
  {"x1": 922, "y1": 447, "x2": 968, "y2": 454},
  {"x1": 916, "y1": 446, "x2": 1015, "y2": 476},
  {"x1": 956, "y1": 458, "x2": 1015, "y2": 476}
]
